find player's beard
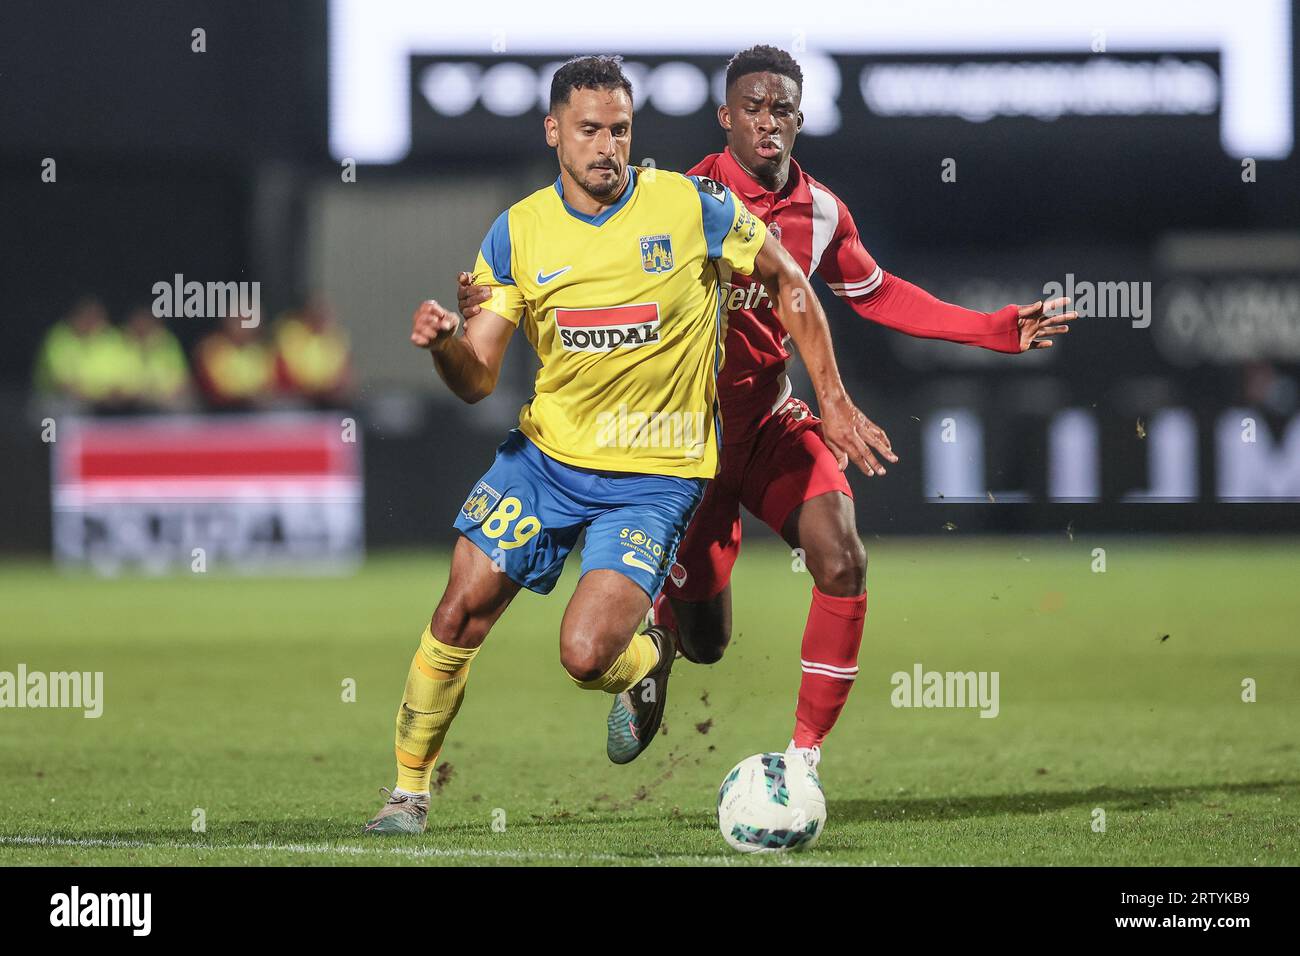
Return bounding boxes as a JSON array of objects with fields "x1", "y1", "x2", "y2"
[{"x1": 568, "y1": 157, "x2": 625, "y2": 201}]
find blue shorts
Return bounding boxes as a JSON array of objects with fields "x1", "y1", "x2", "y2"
[{"x1": 453, "y1": 430, "x2": 707, "y2": 598}]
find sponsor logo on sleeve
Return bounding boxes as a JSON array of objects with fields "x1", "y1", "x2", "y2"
[
  {"x1": 733, "y1": 208, "x2": 759, "y2": 243},
  {"x1": 695, "y1": 177, "x2": 727, "y2": 200}
]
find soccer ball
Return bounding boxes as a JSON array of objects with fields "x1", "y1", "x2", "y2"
[{"x1": 716, "y1": 752, "x2": 826, "y2": 853}]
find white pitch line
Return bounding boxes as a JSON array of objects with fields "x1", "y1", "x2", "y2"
[
  {"x1": 0, "y1": 837, "x2": 618, "y2": 868},
  {"x1": 0, "y1": 834, "x2": 835, "y2": 866}
]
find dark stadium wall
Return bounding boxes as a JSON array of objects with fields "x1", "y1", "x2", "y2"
[{"x1": 0, "y1": 0, "x2": 327, "y2": 387}]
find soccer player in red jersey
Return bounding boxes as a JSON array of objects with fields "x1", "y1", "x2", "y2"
[{"x1": 459, "y1": 45, "x2": 1075, "y2": 779}]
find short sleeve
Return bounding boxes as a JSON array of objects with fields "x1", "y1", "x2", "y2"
[
  {"x1": 471, "y1": 210, "x2": 526, "y2": 325},
  {"x1": 691, "y1": 176, "x2": 761, "y2": 276}
]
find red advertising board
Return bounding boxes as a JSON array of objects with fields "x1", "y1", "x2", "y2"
[{"x1": 52, "y1": 414, "x2": 364, "y2": 572}]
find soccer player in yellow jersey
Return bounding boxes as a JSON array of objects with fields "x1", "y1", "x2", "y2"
[{"x1": 364, "y1": 55, "x2": 894, "y2": 834}]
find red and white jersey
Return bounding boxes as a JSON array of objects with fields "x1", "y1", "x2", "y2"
[{"x1": 688, "y1": 147, "x2": 1020, "y2": 444}]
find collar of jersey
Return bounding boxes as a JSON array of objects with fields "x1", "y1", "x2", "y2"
[
  {"x1": 553, "y1": 166, "x2": 637, "y2": 226},
  {"x1": 718, "y1": 146, "x2": 810, "y2": 205}
]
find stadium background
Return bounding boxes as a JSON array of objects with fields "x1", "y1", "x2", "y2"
[{"x1": 1, "y1": 0, "x2": 1297, "y2": 568}]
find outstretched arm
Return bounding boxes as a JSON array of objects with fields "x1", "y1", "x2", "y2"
[
  {"x1": 750, "y1": 230, "x2": 897, "y2": 477},
  {"x1": 821, "y1": 201, "x2": 1075, "y2": 352}
]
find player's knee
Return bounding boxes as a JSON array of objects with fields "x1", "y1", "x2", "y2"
[
  {"x1": 560, "y1": 655, "x2": 607, "y2": 684},
  {"x1": 430, "y1": 598, "x2": 483, "y2": 648},
  {"x1": 812, "y1": 536, "x2": 867, "y2": 596},
  {"x1": 558, "y1": 640, "x2": 610, "y2": 684}
]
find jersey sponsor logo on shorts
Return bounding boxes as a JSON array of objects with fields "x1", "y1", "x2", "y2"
[
  {"x1": 461, "y1": 480, "x2": 502, "y2": 522},
  {"x1": 639, "y1": 235, "x2": 674, "y2": 274},
  {"x1": 780, "y1": 397, "x2": 810, "y2": 422},
  {"x1": 619, "y1": 526, "x2": 669, "y2": 570},
  {"x1": 622, "y1": 551, "x2": 656, "y2": 573},
  {"x1": 555, "y1": 303, "x2": 661, "y2": 353}
]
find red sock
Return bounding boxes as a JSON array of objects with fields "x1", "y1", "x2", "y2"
[
  {"x1": 793, "y1": 585, "x2": 867, "y2": 748},
  {"x1": 651, "y1": 591, "x2": 678, "y2": 632}
]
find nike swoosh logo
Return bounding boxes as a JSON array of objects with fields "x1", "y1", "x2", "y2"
[
  {"x1": 622, "y1": 552, "x2": 655, "y2": 573},
  {"x1": 536, "y1": 266, "x2": 572, "y2": 284}
]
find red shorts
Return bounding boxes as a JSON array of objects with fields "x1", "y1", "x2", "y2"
[{"x1": 665, "y1": 396, "x2": 853, "y2": 602}]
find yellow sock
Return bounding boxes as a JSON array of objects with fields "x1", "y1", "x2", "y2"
[
  {"x1": 394, "y1": 625, "x2": 479, "y2": 793},
  {"x1": 571, "y1": 631, "x2": 659, "y2": 694}
]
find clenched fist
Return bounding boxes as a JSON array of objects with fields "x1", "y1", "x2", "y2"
[{"x1": 410, "y1": 299, "x2": 462, "y2": 351}]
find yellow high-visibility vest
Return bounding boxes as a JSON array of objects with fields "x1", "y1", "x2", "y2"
[
  {"x1": 274, "y1": 317, "x2": 349, "y2": 392},
  {"x1": 200, "y1": 337, "x2": 274, "y2": 399}
]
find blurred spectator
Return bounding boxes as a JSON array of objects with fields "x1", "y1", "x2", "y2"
[
  {"x1": 121, "y1": 307, "x2": 192, "y2": 411},
  {"x1": 192, "y1": 314, "x2": 276, "y2": 410},
  {"x1": 1243, "y1": 361, "x2": 1299, "y2": 417},
  {"x1": 33, "y1": 297, "x2": 136, "y2": 410},
  {"x1": 272, "y1": 295, "x2": 355, "y2": 408}
]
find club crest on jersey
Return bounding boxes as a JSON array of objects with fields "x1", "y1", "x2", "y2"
[
  {"x1": 767, "y1": 221, "x2": 782, "y2": 241},
  {"x1": 555, "y1": 303, "x2": 661, "y2": 353},
  {"x1": 461, "y1": 481, "x2": 501, "y2": 522},
  {"x1": 640, "y1": 235, "x2": 674, "y2": 274}
]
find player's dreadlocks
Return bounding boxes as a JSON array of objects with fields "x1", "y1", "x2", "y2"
[
  {"x1": 725, "y1": 44, "x2": 804, "y2": 94},
  {"x1": 549, "y1": 55, "x2": 634, "y2": 111}
]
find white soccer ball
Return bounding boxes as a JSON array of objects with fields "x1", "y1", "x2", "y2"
[{"x1": 716, "y1": 752, "x2": 826, "y2": 853}]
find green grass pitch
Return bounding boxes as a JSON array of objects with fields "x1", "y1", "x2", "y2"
[{"x1": 1, "y1": 536, "x2": 1296, "y2": 866}]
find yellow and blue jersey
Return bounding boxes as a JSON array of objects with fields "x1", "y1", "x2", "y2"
[{"x1": 470, "y1": 166, "x2": 762, "y2": 479}]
